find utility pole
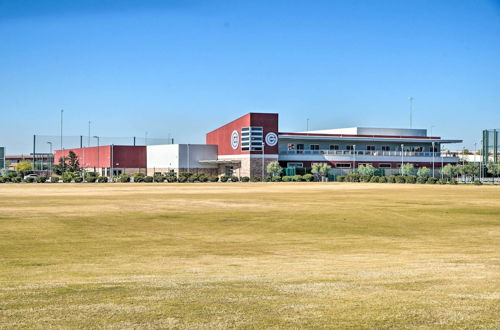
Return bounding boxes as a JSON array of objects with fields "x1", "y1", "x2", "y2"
[
  {"x1": 408, "y1": 97, "x2": 414, "y2": 128},
  {"x1": 401, "y1": 144, "x2": 404, "y2": 174},
  {"x1": 88, "y1": 121, "x2": 91, "y2": 147},
  {"x1": 94, "y1": 136, "x2": 100, "y2": 175},
  {"x1": 47, "y1": 142, "x2": 53, "y2": 174},
  {"x1": 353, "y1": 145, "x2": 356, "y2": 173},
  {"x1": 432, "y1": 141, "x2": 435, "y2": 178}
]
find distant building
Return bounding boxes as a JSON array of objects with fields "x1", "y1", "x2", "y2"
[{"x1": 5, "y1": 153, "x2": 53, "y2": 172}]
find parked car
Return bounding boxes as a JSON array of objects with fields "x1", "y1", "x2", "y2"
[{"x1": 23, "y1": 174, "x2": 38, "y2": 180}]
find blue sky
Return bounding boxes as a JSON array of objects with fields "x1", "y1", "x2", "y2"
[{"x1": 1, "y1": 0, "x2": 499, "y2": 153}]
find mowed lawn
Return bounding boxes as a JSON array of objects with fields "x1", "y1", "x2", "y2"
[{"x1": 0, "y1": 183, "x2": 499, "y2": 329}]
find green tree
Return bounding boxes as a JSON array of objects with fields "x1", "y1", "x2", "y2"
[
  {"x1": 400, "y1": 163, "x2": 416, "y2": 176},
  {"x1": 15, "y1": 161, "x2": 32, "y2": 176},
  {"x1": 66, "y1": 151, "x2": 80, "y2": 172},
  {"x1": 53, "y1": 157, "x2": 67, "y2": 175},
  {"x1": 357, "y1": 164, "x2": 376, "y2": 176},
  {"x1": 486, "y1": 162, "x2": 500, "y2": 184},
  {"x1": 416, "y1": 167, "x2": 431, "y2": 178},
  {"x1": 311, "y1": 163, "x2": 331, "y2": 181},
  {"x1": 442, "y1": 164, "x2": 457, "y2": 179},
  {"x1": 463, "y1": 163, "x2": 479, "y2": 181},
  {"x1": 266, "y1": 161, "x2": 283, "y2": 177}
]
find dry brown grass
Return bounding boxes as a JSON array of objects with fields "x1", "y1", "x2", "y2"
[{"x1": 0, "y1": 183, "x2": 499, "y2": 329}]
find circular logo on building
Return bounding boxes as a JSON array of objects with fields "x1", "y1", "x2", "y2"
[
  {"x1": 231, "y1": 130, "x2": 239, "y2": 149},
  {"x1": 265, "y1": 132, "x2": 278, "y2": 146}
]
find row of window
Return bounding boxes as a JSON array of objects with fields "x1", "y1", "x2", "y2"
[
  {"x1": 287, "y1": 144, "x2": 438, "y2": 152},
  {"x1": 288, "y1": 162, "x2": 396, "y2": 169},
  {"x1": 242, "y1": 126, "x2": 263, "y2": 151}
]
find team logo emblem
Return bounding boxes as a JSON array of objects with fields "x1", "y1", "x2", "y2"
[
  {"x1": 231, "y1": 130, "x2": 239, "y2": 149},
  {"x1": 265, "y1": 132, "x2": 278, "y2": 146}
]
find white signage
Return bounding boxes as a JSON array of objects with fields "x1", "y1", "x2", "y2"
[
  {"x1": 265, "y1": 132, "x2": 278, "y2": 146},
  {"x1": 231, "y1": 130, "x2": 240, "y2": 149}
]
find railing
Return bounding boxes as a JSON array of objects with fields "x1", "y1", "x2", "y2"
[{"x1": 279, "y1": 149, "x2": 458, "y2": 158}]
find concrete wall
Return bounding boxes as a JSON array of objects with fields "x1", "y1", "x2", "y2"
[{"x1": 147, "y1": 144, "x2": 218, "y2": 175}]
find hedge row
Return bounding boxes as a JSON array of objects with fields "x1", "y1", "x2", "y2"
[{"x1": 337, "y1": 174, "x2": 482, "y2": 185}]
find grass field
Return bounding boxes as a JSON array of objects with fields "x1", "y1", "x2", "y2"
[{"x1": 0, "y1": 183, "x2": 499, "y2": 329}]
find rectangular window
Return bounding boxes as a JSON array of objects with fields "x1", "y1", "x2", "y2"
[
  {"x1": 378, "y1": 163, "x2": 392, "y2": 168},
  {"x1": 310, "y1": 144, "x2": 320, "y2": 150},
  {"x1": 287, "y1": 162, "x2": 303, "y2": 168},
  {"x1": 241, "y1": 126, "x2": 263, "y2": 151},
  {"x1": 329, "y1": 145, "x2": 339, "y2": 150},
  {"x1": 336, "y1": 163, "x2": 351, "y2": 168},
  {"x1": 297, "y1": 144, "x2": 304, "y2": 154},
  {"x1": 414, "y1": 146, "x2": 424, "y2": 152},
  {"x1": 346, "y1": 145, "x2": 354, "y2": 150},
  {"x1": 382, "y1": 146, "x2": 390, "y2": 151},
  {"x1": 287, "y1": 143, "x2": 295, "y2": 150},
  {"x1": 225, "y1": 166, "x2": 234, "y2": 176},
  {"x1": 367, "y1": 146, "x2": 375, "y2": 151}
]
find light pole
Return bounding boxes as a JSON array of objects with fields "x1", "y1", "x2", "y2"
[
  {"x1": 60, "y1": 109, "x2": 64, "y2": 150},
  {"x1": 145, "y1": 131, "x2": 148, "y2": 146},
  {"x1": 306, "y1": 118, "x2": 310, "y2": 132},
  {"x1": 353, "y1": 145, "x2": 356, "y2": 173},
  {"x1": 432, "y1": 141, "x2": 435, "y2": 178},
  {"x1": 430, "y1": 125, "x2": 435, "y2": 137},
  {"x1": 401, "y1": 144, "x2": 404, "y2": 174},
  {"x1": 408, "y1": 97, "x2": 414, "y2": 128},
  {"x1": 262, "y1": 142, "x2": 265, "y2": 179},
  {"x1": 93, "y1": 136, "x2": 100, "y2": 175},
  {"x1": 88, "y1": 121, "x2": 91, "y2": 147},
  {"x1": 440, "y1": 143, "x2": 444, "y2": 179},
  {"x1": 47, "y1": 142, "x2": 53, "y2": 174},
  {"x1": 187, "y1": 144, "x2": 190, "y2": 173}
]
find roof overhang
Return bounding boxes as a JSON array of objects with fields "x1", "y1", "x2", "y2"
[
  {"x1": 278, "y1": 134, "x2": 462, "y2": 144},
  {"x1": 198, "y1": 159, "x2": 242, "y2": 165}
]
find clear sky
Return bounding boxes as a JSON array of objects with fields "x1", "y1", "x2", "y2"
[{"x1": 1, "y1": 0, "x2": 499, "y2": 154}]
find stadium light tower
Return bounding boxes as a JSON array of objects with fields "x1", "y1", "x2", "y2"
[
  {"x1": 93, "y1": 136, "x2": 100, "y2": 175},
  {"x1": 60, "y1": 109, "x2": 64, "y2": 150},
  {"x1": 47, "y1": 142, "x2": 53, "y2": 173},
  {"x1": 408, "y1": 97, "x2": 414, "y2": 128}
]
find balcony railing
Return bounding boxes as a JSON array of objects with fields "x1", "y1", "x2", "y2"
[{"x1": 279, "y1": 149, "x2": 458, "y2": 158}]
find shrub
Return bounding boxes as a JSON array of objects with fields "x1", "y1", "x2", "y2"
[
  {"x1": 62, "y1": 173, "x2": 73, "y2": 183},
  {"x1": 303, "y1": 174, "x2": 314, "y2": 182},
  {"x1": 378, "y1": 176, "x2": 387, "y2": 183},
  {"x1": 416, "y1": 176, "x2": 427, "y2": 184},
  {"x1": 346, "y1": 173, "x2": 361, "y2": 182},
  {"x1": 153, "y1": 174, "x2": 165, "y2": 182},
  {"x1": 132, "y1": 172, "x2": 145, "y2": 183},
  {"x1": 50, "y1": 176, "x2": 60, "y2": 183},
  {"x1": 386, "y1": 175, "x2": 396, "y2": 183},
  {"x1": 337, "y1": 175, "x2": 346, "y2": 182},
  {"x1": 282, "y1": 176, "x2": 292, "y2": 182},
  {"x1": 97, "y1": 176, "x2": 108, "y2": 183},
  {"x1": 405, "y1": 175, "x2": 416, "y2": 184},
  {"x1": 230, "y1": 175, "x2": 239, "y2": 182},
  {"x1": 144, "y1": 176, "x2": 154, "y2": 183},
  {"x1": 360, "y1": 175, "x2": 371, "y2": 182},
  {"x1": 165, "y1": 172, "x2": 177, "y2": 183},
  {"x1": 369, "y1": 176, "x2": 379, "y2": 183},
  {"x1": 427, "y1": 177, "x2": 438, "y2": 184},
  {"x1": 73, "y1": 176, "x2": 83, "y2": 183},
  {"x1": 252, "y1": 176, "x2": 262, "y2": 182},
  {"x1": 417, "y1": 167, "x2": 431, "y2": 178},
  {"x1": 449, "y1": 178, "x2": 458, "y2": 185},
  {"x1": 24, "y1": 176, "x2": 35, "y2": 183},
  {"x1": 241, "y1": 176, "x2": 250, "y2": 182},
  {"x1": 209, "y1": 176, "x2": 219, "y2": 182},
  {"x1": 395, "y1": 176, "x2": 406, "y2": 184},
  {"x1": 264, "y1": 176, "x2": 272, "y2": 182},
  {"x1": 220, "y1": 175, "x2": 229, "y2": 182},
  {"x1": 357, "y1": 164, "x2": 377, "y2": 176},
  {"x1": 85, "y1": 172, "x2": 97, "y2": 182},
  {"x1": 0, "y1": 177, "x2": 5, "y2": 183},
  {"x1": 119, "y1": 174, "x2": 131, "y2": 183},
  {"x1": 293, "y1": 175, "x2": 303, "y2": 182},
  {"x1": 11, "y1": 176, "x2": 22, "y2": 183},
  {"x1": 34, "y1": 176, "x2": 46, "y2": 183},
  {"x1": 271, "y1": 176, "x2": 282, "y2": 182},
  {"x1": 437, "y1": 178, "x2": 447, "y2": 185},
  {"x1": 473, "y1": 180, "x2": 482, "y2": 185}
]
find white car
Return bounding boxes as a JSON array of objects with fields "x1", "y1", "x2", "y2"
[{"x1": 23, "y1": 174, "x2": 38, "y2": 180}]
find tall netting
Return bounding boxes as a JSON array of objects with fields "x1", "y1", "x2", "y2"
[
  {"x1": 482, "y1": 129, "x2": 498, "y2": 164},
  {"x1": 31, "y1": 135, "x2": 173, "y2": 171}
]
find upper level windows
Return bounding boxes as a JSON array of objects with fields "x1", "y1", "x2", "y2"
[
  {"x1": 329, "y1": 145, "x2": 339, "y2": 150},
  {"x1": 366, "y1": 145, "x2": 375, "y2": 151},
  {"x1": 382, "y1": 146, "x2": 391, "y2": 151},
  {"x1": 346, "y1": 145, "x2": 355, "y2": 151},
  {"x1": 241, "y1": 127, "x2": 263, "y2": 151},
  {"x1": 310, "y1": 144, "x2": 320, "y2": 150}
]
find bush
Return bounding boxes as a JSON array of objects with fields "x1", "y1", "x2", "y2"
[
  {"x1": 144, "y1": 176, "x2": 154, "y2": 183},
  {"x1": 220, "y1": 175, "x2": 229, "y2": 182},
  {"x1": 282, "y1": 176, "x2": 292, "y2": 182},
  {"x1": 264, "y1": 176, "x2": 272, "y2": 182},
  {"x1": 73, "y1": 176, "x2": 83, "y2": 183},
  {"x1": 405, "y1": 175, "x2": 416, "y2": 184},
  {"x1": 449, "y1": 178, "x2": 458, "y2": 185},
  {"x1": 11, "y1": 176, "x2": 22, "y2": 183},
  {"x1": 473, "y1": 180, "x2": 482, "y2": 185},
  {"x1": 252, "y1": 176, "x2": 262, "y2": 182},
  {"x1": 303, "y1": 174, "x2": 314, "y2": 182},
  {"x1": 24, "y1": 176, "x2": 35, "y2": 183},
  {"x1": 97, "y1": 176, "x2": 108, "y2": 183},
  {"x1": 369, "y1": 176, "x2": 379, "y2": 183},
  {"x1": 346, "y1": 173, "x2": 361, "y2": 182},
  {"x1": 230, "y1": 175, "x2": 239, "y2": 182},
  {"x1": 50, "y1": 176, "x2": 60, "y2": 183},
  {"x1": 119, "y1": 174, "x2": 131, "y2": 183},
  {"x1": 427, "y1": 177, "x2": 438, "y2": 184},
  {"x1": 153, "y1": 174, "x2": 165, "y2": 182},
  {"x1": 34, "y1": 176, "x2": 46, "y2": 183},
  {"x1": 241, "y1": 176, "x2": 250, "y2": 182},
  {"x1": 165, "y1": 172, "x2": 177, "y2": 183},
  {"x1": 62, "y1": 173, "x2": 73, "y2": 183},
  {"x1": 132, "y1": 172, "x2": 145, "y2": 183},
  {"x1": 395, "y1": 176, "x2": 406, "y2": 184},
  {"x1": 209, "y1": 176, "x2": 219, "y2": 182},
  {"x1": 293, "y1": 175, "x2": 303, "y2": 182},
  {"x1": 86, "y1": 172, "x2": 97, "y2": 183},
  {"x1": 386, "y1": 175, "x2": 396, "y2": 183},
  {"x1": 378, "y1": 176, "x2": 387, "y2": 183},
  {"x1": 0, "y1": 176, "x2": 5, "y2": 183},
  {"x1": 337, "y1": 175, "x2": 346, "y2": 182},
  {"x1": 360, "y1": 175, "x2": 371, "y2": 182},
  {"x1": 416, "y1": 176, "x2": 427, "y2": 184},
  {"x1": 271, "y1": 176, "x2": 282, "y2": 182},
  {"x1": 437, "y1": 178, "x2": 447, "y2": 185}
]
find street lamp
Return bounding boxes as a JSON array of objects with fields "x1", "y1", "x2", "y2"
[
  {"x1": 93, "y1": 136, "x2": 100, "y2": 175},
  {"x1": 408, "y1": 97, "x2": 414, "y2": 128},
  {"x1": 47, "y1": 142, "x2": 53, "y2": 174},
  {"x1": 401, "y1": 144, "x2": 404, "y2": 174},
  {"x1": 440, "y1": 143, "x2": 444, "y2": 179},
  {"x1": 262, "y1": 142, "x2": 265, "y2": 179},
  {"x1": 353, "y1": 145, "x2": 356, "y2": 173},
  {"x1": 432, "y1": 141, "x2": 435, "y2": 178}
]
